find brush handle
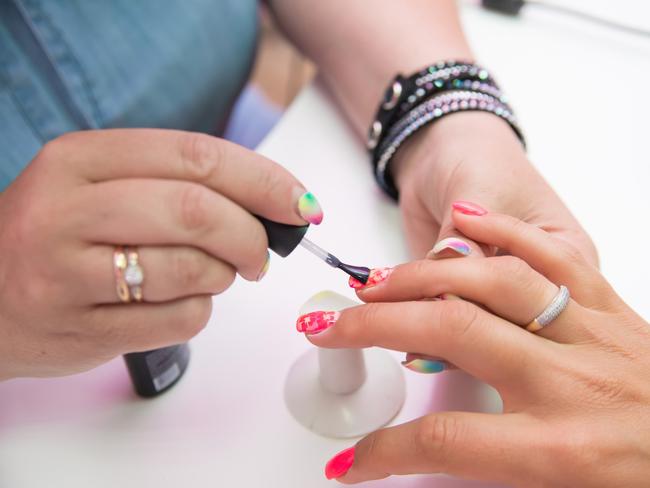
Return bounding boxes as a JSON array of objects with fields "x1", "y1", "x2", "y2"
[{"x1": 256, "y1": 215, "x2": 310, "y2": 257}]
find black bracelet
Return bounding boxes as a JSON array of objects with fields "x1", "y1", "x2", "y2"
[
  {"x1": 366, "y1": 60, "x2": 498, "y2": 151},
  {"x1": 367, "y1": 61, "x2": 524, "y2": 200}
]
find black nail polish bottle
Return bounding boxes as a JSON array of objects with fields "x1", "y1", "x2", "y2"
[{"x1": 123, "y1": 343, "x2": 191, "y2": 397}]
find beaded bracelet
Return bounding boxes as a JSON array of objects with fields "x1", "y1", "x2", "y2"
[
  {"x1": 374, "y1": 90, "x2": 524, "y2": 199},
  {"x1": 381, "y1": 90, "x2": 513, "y2": 147},
  {"x1": 367, "y1": 60, "x2": 498, "y2": 150}
]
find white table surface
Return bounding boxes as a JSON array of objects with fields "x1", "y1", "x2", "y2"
[{"x1": 1, "y1": 3, "x2": 649, "y2": 487}]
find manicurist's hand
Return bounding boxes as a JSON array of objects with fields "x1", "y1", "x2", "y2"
[
  {"x1": 298, "y1": 203, "x2": 650, "y2": 487},
  {"x1": 393, "y1": 111, "x2": 599, "y2": 264},
  {"x1": 0, "y1": 129, "x2": 322, "y2": 380}
]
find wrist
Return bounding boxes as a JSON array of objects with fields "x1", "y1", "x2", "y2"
[{"x1": 392, "y1": 111, "x2": 527, "y2": 194}]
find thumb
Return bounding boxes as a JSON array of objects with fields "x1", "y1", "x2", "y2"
[{"x1": 327, "y1": 412, "x2": 536, "y2": 485}]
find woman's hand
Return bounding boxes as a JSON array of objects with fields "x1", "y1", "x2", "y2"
[
  {"x1": 393, "y1": 112, "x2": 599, "y2": 265},
  {"x1": 0, "y1": 129, "x2": 322, "y2": 380},
  {"x1": 298, "y1": 203, "x2": 650, "y2": 487}
]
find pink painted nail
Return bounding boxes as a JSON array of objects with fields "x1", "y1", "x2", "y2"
[
  {"x1": 452, "y1": 201, "x2": 487, "y2": 216},
  {"x1": 325, "y1": 447, "x2": 355, "y2": 480},
  {"x1": 296, "y1": 311, "x2": 340, "y2": 334},
  {"x1": 348, "y1": 267, "x2": 393, "y2": 289}
]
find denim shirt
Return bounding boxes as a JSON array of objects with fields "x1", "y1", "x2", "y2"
[{"x1": 0, "y1": 0, "x2": 258, "y2": 190}]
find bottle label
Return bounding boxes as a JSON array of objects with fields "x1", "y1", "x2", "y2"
[{"x1": 145, "y1": 345, "x2": 189, "y2": 392}]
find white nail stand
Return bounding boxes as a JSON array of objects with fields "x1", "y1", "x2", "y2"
[{"x1": 284, "y1": 291, "x2": 406, "y2": 438}]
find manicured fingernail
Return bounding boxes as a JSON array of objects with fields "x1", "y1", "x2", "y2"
[
  {"x1": 434, "y1": 293, "x2": 461, "y2": 301},
  {"x1": 296, "y1": 311, "x2": 340, "y2": 334},
  {"x1": 349, "y1": 267, "x2": 393, "y2": 289},
  {"x1": 452, "y1": 201, "x2": 487, "y2": 216},
  {"x1": 257, "y1": 251, "x2": 271, "y2": 281},
  {"x1": 430, "y1": 237, "x2": 472, "y2": 256},
  {"x1": 325, "y1": 447, "x2": 355, "y2": 480},
  {"x1": 297, "y1": 191, "x2": 323, "y2": 225},
  {"x1": 402, "y1": 358, "x2": 447, "y2": 374}
]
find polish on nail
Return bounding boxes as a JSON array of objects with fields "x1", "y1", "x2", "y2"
[
  {"x1": 430, "y1": 237, "x2": 472, "y2": 256},
  {"x1": 325, "y1": 447, "x2": 355, "y2": 480},
  {"x1": 257, "y1": 251, "x2": 271, "y2": 281},
  {"x1": 296, "y1": 311, "x2": 340, "y2": 334},
  {"x1": 452, "y1": 201, "x2": 487, "y2": 216},
  {"x1": 349, "y1": 267, "x2": 393, "y2": 289},
  {"x1": 297, "y1": 191, "x2": 324, "y2": 225},
  {"x1": 402, "y1": 358, "x2": 447, "y2": 374}
]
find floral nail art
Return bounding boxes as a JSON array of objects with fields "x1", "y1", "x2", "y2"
[
  {"x1": 296, "y1": 311, "x2": 340, "y2": 334},
  {"x1": 348, "y1": 267, "x2": 393, "y2": 289},
  {"x1": 297, "y1": 191, "x2": 324, "y2": 225}
]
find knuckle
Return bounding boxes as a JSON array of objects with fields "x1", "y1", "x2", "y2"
[
  {"x1": 543, "y1": 425, "x2": 599, "y2": 474},
  {"x1": 208, "y1": 263, "x2": 236, "y2": 294},
  {"x1": 354, "y1": 430, "x2": 389, "y2": 478},
  {"x1": 176, "y1": 297, "x2": 213, "y2": 341},
  {"x1": 493, "y1": 255, "x2": 531, "y2": 281},
  {"x1": 179, "y1": 132, "x2": 222, "y2": 182},
  {"x1": 36, "y1": 134, "x2": 73, "y2": 164},
  {"x1": 441, "y1": 300, "x2": 481, "y2": 343},
  {"x1": 411, "y1": 259, "x2": 434, "y2": 281},
  {"x1": 172, "y1": 250, "x2": 205, "y2": 290},
  {"x1": 415, "y1": 415, "x2": 460, "y2": 464},
  {"x1": 254, "y1": 161, "x2": 286, "y2": 203},
  {"x1": 558, "y1": 241, "x2": 586, "y2": 267},
  {"x1": 178, "y1": 183, "x2": 212, "y2": 232},
  {"x1": 342, "y1": 304, "x2": 381, "y2": 346},
  {"x1": 489, "y1": 255, "x2": 542, "y2": 298}
]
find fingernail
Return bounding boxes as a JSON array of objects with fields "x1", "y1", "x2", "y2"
[
  {"x1": 296, "y1": 311, "x2": 340, "y2": 334},
  {"x1": 256, "y1": 251, "x2": 271, "y2": 281},
  {"x1": 325, "y1": 447, "x2": 355, "y2": 480},
  {"x1": 430, "y1": 237, "x2": 472, "y2": 257},
  {"x1": 349, "y1": 267, "x2": 393, "y2": 289},
  {"x1": 297, "y1": 191, "x2": 323, "y2": 225},
  {"x1": 452, "y1": 201, "x2": 487, "y2": 216},
  {"x1": 402, "y1": 358, "x2": 447, "y2": 374}
]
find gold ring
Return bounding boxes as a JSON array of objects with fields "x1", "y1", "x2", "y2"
[{"x1": 113, "y1": 246, "x2": 131, "y2": 303}]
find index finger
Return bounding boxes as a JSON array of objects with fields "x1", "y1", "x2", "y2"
[{"x1": 43, "y1": 129, "x2": 323, "y2": 226}]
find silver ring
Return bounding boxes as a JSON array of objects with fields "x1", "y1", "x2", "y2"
[{"x1": 525, "y1": 285, "x2": 570, "y2": 332}]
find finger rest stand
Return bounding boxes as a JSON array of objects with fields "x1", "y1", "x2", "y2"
[{"x1": 284, "y1": 291, "x2": 406, "y2": 438}]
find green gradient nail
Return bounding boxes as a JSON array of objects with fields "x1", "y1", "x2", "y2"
[
  {"x1": 402, "y1": 358, "x2": 446, "y2": 374},
  {"x1": 297, "y1": 191, "x2": 323, "y2": 225}
]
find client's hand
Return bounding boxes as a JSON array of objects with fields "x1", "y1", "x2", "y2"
[
  {"x1": 298, "y1": 202, "x2": 650, "y2": 487},
  {"x1": 0, "y1": 129, "x2": 322, "y2": 379},
  {"x1": 393, "y1": 112, "x2": 599, "y2": 265}
]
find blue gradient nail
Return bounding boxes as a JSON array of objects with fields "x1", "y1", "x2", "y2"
[{"x1": 401, "y1": 358, "x2": 446, "y2": 374}]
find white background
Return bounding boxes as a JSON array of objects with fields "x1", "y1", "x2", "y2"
[{"x1": 1, "y1": 2, "x2": 649, "y2": 487}]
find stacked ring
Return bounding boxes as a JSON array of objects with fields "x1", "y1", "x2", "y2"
[
  {"x1": 113, "y1": 246, "x2": 145, "y2": 303},
  {"x1": 525, "y1": 285, "x2": 570, "y2": 332}
]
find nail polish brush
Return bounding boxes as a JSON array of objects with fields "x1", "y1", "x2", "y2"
[{"x1": 256, "y1": 216, "x2": 370, "y2": 284}]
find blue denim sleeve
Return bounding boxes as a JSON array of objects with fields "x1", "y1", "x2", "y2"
[{"x1": 0, "y1": 0, "x2": 258, "y2": 191}]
